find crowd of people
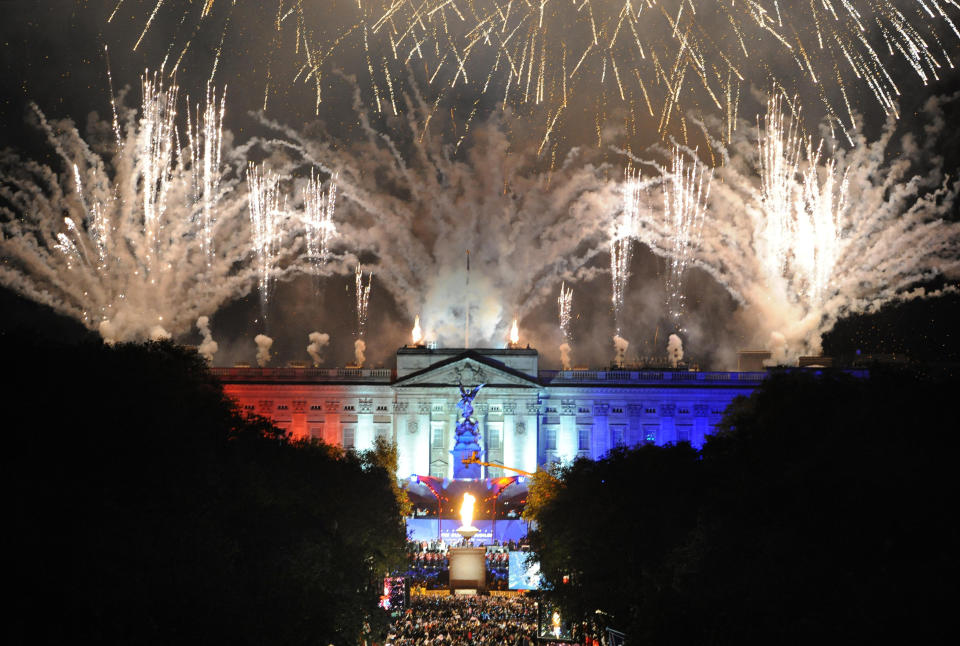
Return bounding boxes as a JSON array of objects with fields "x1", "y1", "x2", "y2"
[{"x1": 386, "y1": 595, "x2": 537, "y2": 646}]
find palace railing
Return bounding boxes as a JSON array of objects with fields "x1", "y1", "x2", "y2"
[{"x1": 538, "y1": 370, "x2": 768, "y2": 385}]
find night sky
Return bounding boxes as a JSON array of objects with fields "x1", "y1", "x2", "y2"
[{"x1": 2, "y1": 1, "x2": 959, "y2": 369}]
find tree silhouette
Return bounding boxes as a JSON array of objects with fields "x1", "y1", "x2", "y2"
[
  {"x1": 527, "y1": 369, "x2": 959, "y2": 644},
  {"x1": 3, "y1": 308, "x2": 405, "y2": 645}
]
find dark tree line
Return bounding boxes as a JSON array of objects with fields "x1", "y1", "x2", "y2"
[
  {"x1": 527, "y1": 369, "x2": 959, "y2": 645},
  {"x1": 2, "y1": 297, "x2": 406, "y2": 645}
]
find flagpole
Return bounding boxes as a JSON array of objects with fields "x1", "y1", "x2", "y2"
[{"x1": 464, "y1": 250, "x2": 470, "y2": 348}]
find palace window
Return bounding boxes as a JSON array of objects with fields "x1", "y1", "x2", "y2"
[
  {"x1": 486, "y1": 425, "x2": 504, "y2": 478},
  {"x1": 577, "y1": 428, "x2": 590, "y2": 451},
  {"x1": 430, "y1": 460, "x2": 447, "y2": 479},
  {"x1": 611, "y1": 426, "x2": 625, "y2": 447},
  {"x1": 643, "y1": 426, "x2": 658, "y2": 444},
  {"x1": 342, "y1": 427, "x2": 355, "y2": 449},
  {"x1": 429, "y1": 423, "x2": 447, "y2": 479},
  {"x1": 545, "y1": 428, "x2": 557, "y2": 451}
]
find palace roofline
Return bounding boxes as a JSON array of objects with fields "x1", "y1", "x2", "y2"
[{"x1": 211, "y1": 346, "x2": 857, "y2": 386}]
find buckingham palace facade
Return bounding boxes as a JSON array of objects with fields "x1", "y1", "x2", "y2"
[{"x1": 214, "y1": 347, "x2": 765, "y2": 480}]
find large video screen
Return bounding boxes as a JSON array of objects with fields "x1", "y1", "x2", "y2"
[
  {"x1": 536, "y1": 598, "x2": 576, "y2": 642},
  {"x1": 508, "y1": 551, "x2": 543, "y2": 590}
]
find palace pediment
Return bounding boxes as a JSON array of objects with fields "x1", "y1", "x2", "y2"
[{"x1": 393, "y1": 350, "x2": 540, "y2": 388}]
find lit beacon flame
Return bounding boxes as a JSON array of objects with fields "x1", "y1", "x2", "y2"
[
  {"x1": 460, "y1": 493, "x2": 476, "y2": 529},
  {"x1": 509, "y1": 318, "x2": 519, "y2": 345},
  {"x1": 411, "y1": 314, "x2": 423, "y2": 345}
]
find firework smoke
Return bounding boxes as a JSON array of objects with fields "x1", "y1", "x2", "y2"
[
  {"x1": 196, "y1": 315, "x2": 219, "y2": 363},
  {"x1": 260, "y1": 89, "x2": 620, "y2": 348},
  {"x1": 766, "y1": 332, "x2": 789, "y2": 367},
  {"x1": 612, "y1": 334, "x2": 630, "y2": 369},
  {"x1": 98, "y1": 320, "x2": 118, "y2": 345},
  {"x1": 411, "y1": 314, "x2": 423, "y2": 345},
  {"x1": 667, "y1": 334, "x2": 684, "y2": 369},
  {"x1": 353, "y1": 339, "x2": 367, "y2": 368},
  {"x1": 307, "y1": 331, "x2": 330, "y2": 366},
  {"x1": 255, "y1": 333, "x2": 274, "y2": 367},
  {"x1": 149, "y1": 325, "x2": 171, "y2": 341}
]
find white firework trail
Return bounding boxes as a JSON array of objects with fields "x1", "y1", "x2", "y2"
[
  {"x1": 558, "y1": 281, "x2": 573, "y2": 342},
  {"x1": 246, "y1": 162, "x2": 289, "y2": 315},
  {"x1": 354, "y1": 264, "x2": 373, "y2": 338},
  {"x1": 610, "y1": 236, "x2": 632, "y2": 336},
  {"x1": 611, "y1": 169, "x2": 641, "y2": 335},
  {"x1": 796, "y1": 139, "x2": 849, "y2": 306},
  {"x1": 558, "y1": 280, "x2": 573, "y2": 370},
  {"x1": 757, "y1": 95, "x2": 805, "y2": 281},
  {"x1": 186, "y1": 83, "x2": 226, "y2": 268},
  {"x1": 137, "y1": 73, "x2": 178, "y2": 272},
  {"x1": 662, "y1": 146, "x2": 712, "y2": 328},
  {"x1": 302, "y1": 169, "x2": 338, "y2": 274},
  {"x1": 125, "y1": 1, "x2": 960, "y2": 146}
]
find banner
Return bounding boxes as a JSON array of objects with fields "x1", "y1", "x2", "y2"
[{"x1": 405, "y1": 518, "x2": 529, "y2": 545}]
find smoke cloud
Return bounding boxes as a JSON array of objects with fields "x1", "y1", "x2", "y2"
[
  {"x1": 255, "y1": 334, "x2": 274, "y2": 367},
  {"x1": 98, "y1": 320, "x2": 117, "y2": 346},
  {"x1": 612, "y1": 335, "x2": 629, "y2": 368},
  {"x1": 667, "y1": 334, "x2": 684, "y2": 368},
  {"x1": 197, "y1": 316, "x2": 219, "y2": 363},
  {"x1": 559, "y1": 342, "x2": 572, "y2": 371},
  {"x1": 149, "y1": 326, "x2": 171, "y2": 341},
  {"x1": 353, "y1": 339, "x2": 366, "y2": 367},
  {"x1": 255, "y1": 89, "x2": 621, "y2": 349},
  {"x1": 307, "y1": 331, "x2": 330, "y2": 366},
  {"x1": 766, "y1": 332, "x2": 789, "y2": 367}
]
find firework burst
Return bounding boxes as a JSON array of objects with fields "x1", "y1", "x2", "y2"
[
  {"x1": 118, "y1": 1, "x2": 960, "y2": 147},
  {"x1": 631, "y1": 93, "x2": 960, "y2": 360},
  {"x1": 0, "y1": 73, "x2": 340, "y2": 343}
]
